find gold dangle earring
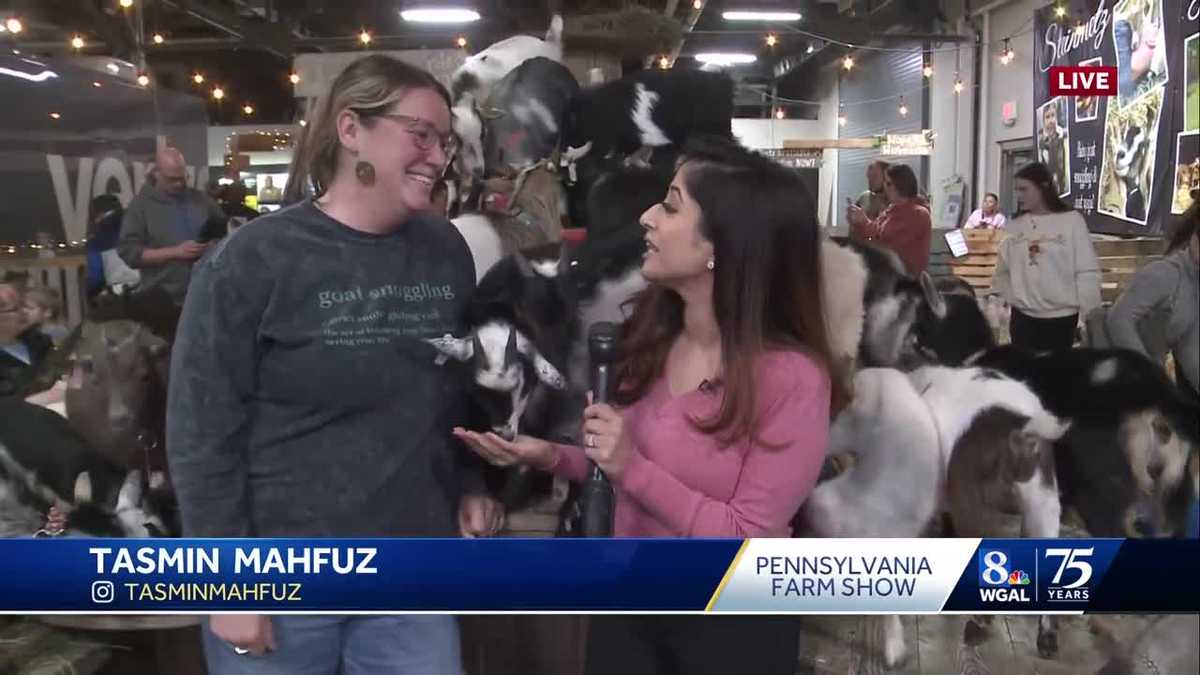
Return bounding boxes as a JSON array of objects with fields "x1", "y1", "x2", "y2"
[{"x1": 355, "y1": 159, "x2": 376, "y2": 187}]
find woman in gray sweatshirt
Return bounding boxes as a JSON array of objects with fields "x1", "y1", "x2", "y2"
[{"x1": 1104, "y1": 198, "x2": 1200, "y2": 398}]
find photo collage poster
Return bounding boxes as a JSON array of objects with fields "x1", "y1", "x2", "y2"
[{"x1": 1033, "y1": 0, "x2": 1191, "y2": 235}]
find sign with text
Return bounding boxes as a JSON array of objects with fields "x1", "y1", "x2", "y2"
[
  {"x1": 1033, "y1": 0, "x2": 1192, "y2": 236},
  {"x1": 1048, "y1": 65, "x2": 1118, "y2": 96}
]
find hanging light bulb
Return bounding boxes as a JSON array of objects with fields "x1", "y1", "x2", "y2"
[
  {"x1": 119, "y1": 0, "x2": 134, "y2": 9},
  {"x1": 92, "y1": 81, "x2": 102, "y2": 88},
  {"x1": 299, "y1": 119, "x2": 307, "y2": 127},
  {"x1": 137, "y1": 72, "x2": 150, "y2": 87},
  {"x1": 765, "y1": 34, "x2": 777, "y2": 47},
  {"x1": 359, "y1": 29, "x2": 372, "y2": 46},
  {"x1": 775, "y1": 107, "x2": 785, "y2": 119},
  {"x1": 954, "y1": 76, "x2": 965, "y2": 94},
  {"x1": 898, "y1": 97, "x2": 908, "y2": 117},
  {"x1": 5, "y1": 18, "x2": 23, "y2": 34},
  {"x1": 243, "y1": 104, "x2": 255, "y2": 115},
  {"x1": 692, "y1": 0, "x2": 703, "y2": 10},
  {"x1": 806, "y1": 42, "x2": 815, "y2": 55},
  {"x1": 1000, "y1": 38, "x2": 1014, "y2": 65},
  {"x1": 289, "y1": 72, "x2": 300, "y2": 85},
  {"x1": 455, "y1": 35, "x2": 467, "y2": 48},
  {"x1": 659, "y1": 55, "x2": 670, "y2": 69},
  {"x1": 842, "y1": 52, "x2": 855, "y2": 71},
  {"x1": 152, "y1": 33, "x2": 164, "y2": 44},
  {"x1": 1055, "y1": 5, "x2": 1067, "y2": 18},
  {"x1": 838, "y1": 105, "x2": 847, "y2": 127},
  {"x1": 212, "y1": 86, "x2": 225, "y2": 100},
  {"x1": 923, "y1": 62, "x2": 934, "y2": 78},
  {"x1": 193, "y1": 72, "x2": 205, "y2": 84},
  {"x1": 49, "y1": 112, "x2": 62, "y2": 120},
  {"x1": 71, "y1": 35, "x2": 85, "y2": 50}
]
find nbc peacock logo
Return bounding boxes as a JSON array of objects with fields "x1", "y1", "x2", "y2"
[{"x1": 1008, "y1": 570, "x2": 1031, "y2": 586}]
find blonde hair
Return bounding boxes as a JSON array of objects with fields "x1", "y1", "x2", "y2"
[
  {"x1": 284, "y1": 55, "x2": 450, "y2": 203},
  {"x1": 22, "y1": 286, "x2": 62, "y2": 318}
]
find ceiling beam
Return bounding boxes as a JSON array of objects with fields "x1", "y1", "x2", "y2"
[{"x1": 159, "y1": 0, "x2": 293, "y2": 59}]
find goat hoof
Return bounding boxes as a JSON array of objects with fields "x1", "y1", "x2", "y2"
[
  {"x1": 1037, "y1": 631, "x2": 1059, "y2": 659},
  {"x1": 963, "y1": 618, "x2": 991, "y2": 646}
]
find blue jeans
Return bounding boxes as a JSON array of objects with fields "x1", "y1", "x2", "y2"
[{"x1": 202, "y1": 615, "x2": 461, "y2": 675}]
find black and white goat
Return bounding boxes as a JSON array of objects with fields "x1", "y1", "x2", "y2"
[
  {"x1": 450, "y1": 15, "x2": 564, "y2": 200},
  {"x1": 0, "y1": 398, "x2": 175, "y2": 538}
]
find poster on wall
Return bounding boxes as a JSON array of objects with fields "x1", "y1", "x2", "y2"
[{"x1": 1033, "y1": 0, "x2": 1190, "y2": 235}]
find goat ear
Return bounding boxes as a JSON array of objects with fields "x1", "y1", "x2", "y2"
[
  {"x1": 513, "y1": 333, "x2": 567, "y2": 390},
  {"x1": 504, "y1": 329, "x2": 519, "y2": 368},
  {"x1": 1006, "y1": 430, "x2": 1042, "y2": 483},
  {"x1": 919, "y1": 271, "x2": 947, "y2": 320},
  {"x1": 117, "y1": 470, "x2": 144, "y2": 511},
  {"x1": 74, "y1": 472, "x2": 93, "y2": 504},
  {"x1": 425, "y1": 334, "x2": 474, "y2": 365}
]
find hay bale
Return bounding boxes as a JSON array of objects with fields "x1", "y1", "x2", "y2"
[{"x1": 0, "y1": 618, "x2": 111, "y2": 675}]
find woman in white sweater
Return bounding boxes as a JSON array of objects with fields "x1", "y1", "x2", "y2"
[{"x1": 991, "y1": 162, "x2": 1102, "y2": 353}]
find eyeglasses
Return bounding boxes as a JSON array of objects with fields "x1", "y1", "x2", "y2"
[{"x1": 373, "y1": 112, "x2": 459, "y2": 158}]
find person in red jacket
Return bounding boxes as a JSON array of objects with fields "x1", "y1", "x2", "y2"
[{"x1": 847, "y1": 163, "x2": 933, "y2": 276}]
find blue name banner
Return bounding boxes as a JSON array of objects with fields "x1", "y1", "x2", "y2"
[{"x1": 0, "y1": 538, "x2": 1195, "y2": 613}]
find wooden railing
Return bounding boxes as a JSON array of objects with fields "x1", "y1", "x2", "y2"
[
  {"x1": 0, "y1": 255, "x2": 88, "y2": 326},
  {"x1": 929, "y1": 229, "x2": 1163, "y2": 302}
]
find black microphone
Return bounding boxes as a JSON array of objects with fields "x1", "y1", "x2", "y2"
[{"x1": 582, "y1": 322, "x2": 617, "y2": 537}]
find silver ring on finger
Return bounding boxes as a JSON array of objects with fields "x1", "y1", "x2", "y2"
[{"x1": 233, "y1": 646, "x2": 250, "y2": 655}]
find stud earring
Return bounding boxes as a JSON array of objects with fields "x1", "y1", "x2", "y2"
[
  {"x1": 355, "y1": 160, "x2": 376, "y2": 187},
  {"x1": 706, "y1": 258, "x2": 715, "y2": 271}
]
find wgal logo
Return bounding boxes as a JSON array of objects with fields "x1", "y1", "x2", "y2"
[
  {"x1": 1044, "y1": 548, "x2": 1093, "y2": 602},
  {"x1": 977, "y1": 549, "x2": 1033, "y2": 603}
]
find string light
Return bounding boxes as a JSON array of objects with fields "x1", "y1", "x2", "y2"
[
  {"x1": 923, "y1": 62, "x2": 933, "y2": 78},
  {"x1": 243, "y1": 104, "x2": 254, "y2": 115},
  {"x1": 842, "y1": 52, "x2": 855, "y2": 70},
  {"x1": 837, "y1": 105, "x2": 847, "y2": 127},
  {"x1": 137, "y1": 72, "x2": 150, "y2": 87},
  {"x1": 954, "y1": 75, "x2": 964, "y2": 94},
  {"x1": 92, "y1": 81, "x2": 102, "y2": 88},
  {"x1": 359, "y1": 29, "x2": 372, "y2": 46},
  {"x1": 212, "y1": 86, "x2": 224, "y2": 100},
  {"x1": 152, "y1": 33, "x2": 164, "y2": 44},
  {"x1": 5, "y1": 18, "x2": 23, "y2": 34},
  {"x1": 806, "y1": 43, "x2": 815, "y2": 55},
  {"x1": 775, "y1": 108, "x2": 785, "y2": 119},
  {"x1": 289, "y1": 72, "x2": 300, "y2": 85},
  {"x1": 455, "y1": 35, "x2": 467, "y2": 48},
  {"x1": 658, "y1": 55, "x2": 670, "y2": 69},
  {"x1": 692, "y1": 0, "x2": 702, "y2": 9},
  {"x1": 765, "y1": 34, "x2": 777, "y2": 47},
  {"x1": 299, "y1": 119, "x2": 307, "y2": 127},
  {"x1": 898, "y1": 97, "x2": 908, "y2": 117},
  {"x1": 71, "y1": 35, "x2": 85, "y2": 50},
  {"x1": 119, "y1": 0, "x2": 133, "y2": 9},
  {"x1": 193, "y1": 72, "x2": 205, "y2": 84},
  {"x1": 49, "y1": 112, "x2": 61, "y2": 120},
  {"x1": 1000, "y1": 38, "x2": 1014, "y2": 65}
]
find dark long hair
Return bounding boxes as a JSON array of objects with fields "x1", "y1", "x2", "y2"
[
  {"x1": 1166, "y1": 193, "x2": 1199, "y2": 254},
  {"x1": 1014, "y1": 162, "x2": 1071, "y2": 214},
  {"x1": 886, "y1": 164, "x2": 920, "y2": 199},
  {"x1": 614, "y1": 135, "x2": 849, "y2": 445}
]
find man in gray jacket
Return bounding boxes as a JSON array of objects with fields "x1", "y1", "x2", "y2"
[{"x1": 118, "y1": 147, "x2": 227, "y2": 307}]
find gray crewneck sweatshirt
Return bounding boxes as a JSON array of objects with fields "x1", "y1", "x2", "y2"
[
  {"x1": 166, "y1": 200, "x2": 481, "y2": 538},
  {"x1": 1105, "y1": 249, "x2": 1200, "y2": 393}
]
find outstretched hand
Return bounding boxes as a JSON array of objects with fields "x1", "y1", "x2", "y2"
[{"x1": 453, "y1": 428, "x2": 557, "y2": 471}]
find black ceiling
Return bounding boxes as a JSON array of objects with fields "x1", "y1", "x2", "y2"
[{"x1": 0, "y1": 0, "x2": 953, "y2": 124}]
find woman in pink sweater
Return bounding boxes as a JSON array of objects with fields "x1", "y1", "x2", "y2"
[{"x1": 455, "y1": 136, "x2": 846, "y2": 674}]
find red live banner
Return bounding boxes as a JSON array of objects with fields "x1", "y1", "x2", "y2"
[{"x1": 1047, "y1": 65, "x2": 1118, "y2": 97}]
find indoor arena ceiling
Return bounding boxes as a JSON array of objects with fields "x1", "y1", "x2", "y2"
[{"x1": 0, "y1": 0, "x2": 960, "y2": 123}]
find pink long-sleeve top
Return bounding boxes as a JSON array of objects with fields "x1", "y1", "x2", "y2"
[{"x1": 547, "y1": 350, "x2": 831, "y2": 538}]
